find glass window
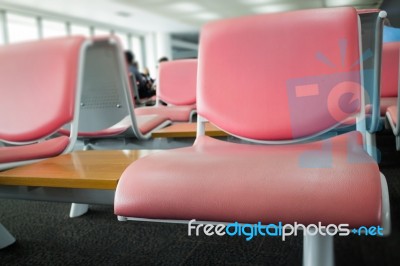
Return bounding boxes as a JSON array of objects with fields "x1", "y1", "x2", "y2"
[
  {"x1": 131, "y1": 35, "x2": 144, "y2": 72},
  {"x1": 0, "y1": 12, "x2": 5, "y2": 45},
  {"x1": 94, "y1": 28, "x2": 111, "y2": 36},
  {"x1": 113, "y1": 32, "x2": 129, "y2": 49},
  {"x1": 7, "y1": 13, "x2": 39, "y2": 43},
  {"x1": 42, "y1": 19, "x2": 67, "y2": 38},
  {"x1": 70, "y1": 24, "x2": 90, "y2": 37}
]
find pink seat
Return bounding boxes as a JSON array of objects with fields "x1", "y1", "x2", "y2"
[
  {"x1": 381, "y1": 97, "x2": 397, "y2": 115},
  {"x1": 381, "y1": 42, "x2": 400, "y2": 121},
  {"x1": 383, "y1": 42, "x2": 400, "y2": 150},
  {"x1": 134, "y1": 104, "x2": 196, "y2": 123},
  {"x1": 157, "y1": 59, "x2": 197, "y2": 106},
  {"x1": 136, "y1": 114, "x2": 172, "y2": 135},
  {"x1": 60, "y1": 114, "x2": 169, "y2": 138},
  {"x1": 365, "y1": 97, "x2": 396, "y2": 116},
  {"x1": 59, "y1": 36, "x2": 171, "y2": 144},
  {"x1": 0, "y1": 137, "x2": 70, "y2": 164},
  {"x1": 59, "y1": 123, "x2": 129, "y2": 138},
  {"x1": 0, "y1": 36, "x2": 87, "y2": 246},
  {"x1": 116, "y1": 132, "x2": 381, "y2": 227},
  {"x1": 0, "y1": 36, "x2": 86, "y2": 171},
  {"x1": 387, "y1": 105, "x2": 397, "y2": 126},
  {"x1": 381, "y1": 42, "x2": 400, "y2": 100},
  {"x1": 134, "y1": 59, "x2": 197, "y2": 122},
  {"x1": 115, "y1": 7, "x2": 390, "y2": 266}
]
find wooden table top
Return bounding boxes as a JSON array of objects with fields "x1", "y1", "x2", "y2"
[
  {"x1": 0, "y1": 150, "x2": 155, "y2": 190},
  {"x1": 151, "y1": 122, "x2": 228, "y2": 138}
]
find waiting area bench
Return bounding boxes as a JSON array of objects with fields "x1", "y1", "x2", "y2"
[
  {"x1": 151, "y1": 122, "x2": 228, "y2": 138},
  {"x1": 0, "y1": 149, "x2": 155, "y2": 249}
]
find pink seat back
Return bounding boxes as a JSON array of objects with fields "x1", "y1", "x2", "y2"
[
  {"x1": 198, "y1": 7, "x2": 362, "y2": 141},
  {"x1": 158, "y1": 59, "x2": 197, "y2": 105},
  {"x1": 381, "y1": 42, "x2": 400, "y2": 97},
  {"x1": 0, "y1": 36, "x2": 85, "y2": 142},
  {"x1": 356, "y1": 8, "x2": 381, "y2": 14}
]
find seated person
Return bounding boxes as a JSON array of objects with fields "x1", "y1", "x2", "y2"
[{"x1": 125, "y1": 51, "x2": 156, "y2": 99}]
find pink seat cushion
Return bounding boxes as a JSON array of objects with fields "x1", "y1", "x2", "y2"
[
  {"x1": 387, "y1": 105, "x2": 397, "y2": 127},
  {"x1": 381, "y1": 97, "x2": 397, "y2": 116},
  {"x1": 73, "y1": 127, "x2": 129, "y2": 137},
  {"x1": 59, "y1": 116, "x2": 132, "y2": 138},
  {"x1": 115, "y1": 131, "x2": 381, "y2": 227},
  {"x1": 136, "y1": 114, "x2": 170, "y2": 135},
  {"x1": 135, "y1": 105, "x2": 196, "y2": 122},
  {"x1": 0, "y1": 136, "x2": 69, "y2": 164},
  {"x1": 59, "y1": 114, "x2": 169, "y2": 137},
  {"x1": 364, "y1": 97, "x2": 396, "y2": 117}
]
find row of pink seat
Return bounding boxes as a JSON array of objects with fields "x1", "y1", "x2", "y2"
[
  {"x1": 0, "y1": 36, "x2": 199, "y2": 234},
  {"x1": 0, "y1": 7, "x2": 393, "y2": 265},
  {"x1": 0, "y1": 37, "x2": 199, "y2": 170},
  {"x1": 58, "y1": 51, "x2": 198, "y2": 149}
]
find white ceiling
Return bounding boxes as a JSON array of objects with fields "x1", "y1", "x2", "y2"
[
  {"x1": 116, "y1": 0, "x2": 383, "y2": 28},
  {"x1": 0, "y1": 0, "x2": 384, "y2": 34}
]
